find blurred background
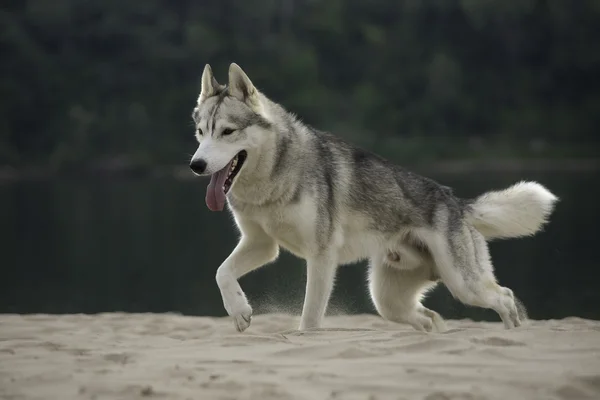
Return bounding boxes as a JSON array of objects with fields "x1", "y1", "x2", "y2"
[{"x1": 1, "y1": 0, "x2": 599, "y2": 322}]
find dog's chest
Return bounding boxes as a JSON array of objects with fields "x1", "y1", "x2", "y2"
[{"x1": 251, "y1": 205, "x2": 315, "y2": 258}]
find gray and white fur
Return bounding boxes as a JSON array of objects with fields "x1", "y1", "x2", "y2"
[{"x1": 190, "y1": 63, "x2": 558, "y2": 333}]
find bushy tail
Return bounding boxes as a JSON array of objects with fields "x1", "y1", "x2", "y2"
[{"x1": 466, "y1": 181, "x2": 558, "y2": 240}]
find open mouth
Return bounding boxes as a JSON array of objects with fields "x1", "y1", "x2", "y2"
[
  {"x1": 205, "y1": 150, "x2": 247, "y2": 212},
  {"x1": 223, "y1": 150, "x2": 247, "y2": 194}
]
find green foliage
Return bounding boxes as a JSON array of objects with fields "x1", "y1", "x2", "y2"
[{"x1": 1, "y1": 0, "x2": 599, "y2": 169}]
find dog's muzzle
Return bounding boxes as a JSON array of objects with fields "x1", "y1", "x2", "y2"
[{"x1": 190, "y1": 159, "x2": 207, "y2": 175}]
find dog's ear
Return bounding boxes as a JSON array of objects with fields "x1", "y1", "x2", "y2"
[
  {"x1": 199, "y1": 64, "x2": 220, "y2": 102},
  {"x1": 228, "y1": 63, "x2": 258, "y2": 104}
]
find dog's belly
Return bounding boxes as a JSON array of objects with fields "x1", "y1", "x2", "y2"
[
  {"x1": 272, "y1": 230, "x2": 377, "y2": 263},
  {"x1": 336, "y1": 232, "x2": 383, "y2": 265},
  {"x1": 249, "y1": 208, "x2": 401, "y2": 264}
]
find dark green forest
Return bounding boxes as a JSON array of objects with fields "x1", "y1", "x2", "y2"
[{"x1": 2, "y1": 0, "x2": 599, "y2": 171}]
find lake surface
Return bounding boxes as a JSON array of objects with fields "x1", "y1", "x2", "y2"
[{"x1": 1, "y1": 170, "x2": 598, "y2": 322}]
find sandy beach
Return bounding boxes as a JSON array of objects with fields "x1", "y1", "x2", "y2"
[{"x1": 1, "y1": 313, "x2": 599, "y2": 400}]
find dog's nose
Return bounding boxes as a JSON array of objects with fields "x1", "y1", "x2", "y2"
[{"x1": 189, "y1": 159, "x2": 207, "y2": 174}]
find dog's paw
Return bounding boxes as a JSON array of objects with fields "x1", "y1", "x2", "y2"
[
  {"x1": 409, "y1": 314, "x2": 434, "y2": 333},
  {"x1": 423, "y1": 307, "x2": 447, "y2": 333},
  {"x1": 219, "y1": 284, "x2": 253, "y2": 332},
  {"x1": 407, "y1": 307, "x2": 446, "y2": 333},
  {"x1": 232, "y1": 303, "x2": 253, "y2": 332}
]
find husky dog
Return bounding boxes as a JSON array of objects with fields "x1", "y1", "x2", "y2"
[{"x1": 189, "y1": 63, "x2": 558, "y2": 333}]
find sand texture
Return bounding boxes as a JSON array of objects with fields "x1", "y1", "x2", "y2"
[{"x1": 1, "y1": 313, "x2": 600, "y2": 400}]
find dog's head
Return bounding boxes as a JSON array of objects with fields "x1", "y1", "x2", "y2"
[{"x1": 190, "y1": 63, "x2": 272, "y2": 211}]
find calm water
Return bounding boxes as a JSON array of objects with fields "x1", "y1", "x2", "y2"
[{"x1": 1, "y1": 170, "x2": 598, "y2": 322}]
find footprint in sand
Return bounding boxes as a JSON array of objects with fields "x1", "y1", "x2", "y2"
[
  {"x1": 554, "y1": 374, "x2": 600, "y2": 399},
  {"x1": 469, "y1": 337, "x2": 525, "y2": 347},
  {"x1": 103, "y1": 352, "x2": 135, "y2": 364}
]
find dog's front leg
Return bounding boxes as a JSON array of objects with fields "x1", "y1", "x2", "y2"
[
  {"x1": 216, "y1": 230, "x2": 278, "y2": 333},
  {"x1": 299, "y1": 253, "x2": 338, "y2": 330}
]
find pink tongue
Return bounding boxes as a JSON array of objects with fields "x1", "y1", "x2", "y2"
[{"x1": 205, "y1": 160, "x2": 233, "y2": 211}]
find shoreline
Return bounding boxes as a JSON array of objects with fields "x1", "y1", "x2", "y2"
[{"x1": 1, "y1": 157, "x2": 599, "y2": 184}]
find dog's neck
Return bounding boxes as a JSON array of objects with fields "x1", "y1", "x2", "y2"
[{"x1": 228, "y1": 96, "x2": 308, "y2": 210}]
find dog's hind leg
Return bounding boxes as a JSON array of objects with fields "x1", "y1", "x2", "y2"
[
  {"x1": 414, "y1": 224, "x2": 521, "y2": 329},
  {"x1": 368, "y1": 253, "x2": 445, "y2": 333}
]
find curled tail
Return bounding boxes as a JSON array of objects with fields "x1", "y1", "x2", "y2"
[{"x1": 466, "y1": 181, "x2": 558, "y2": 240}]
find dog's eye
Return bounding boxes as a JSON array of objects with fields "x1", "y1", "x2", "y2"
[{"x1": 222, "y1": 128, "x2": 235, "y2": 136}]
